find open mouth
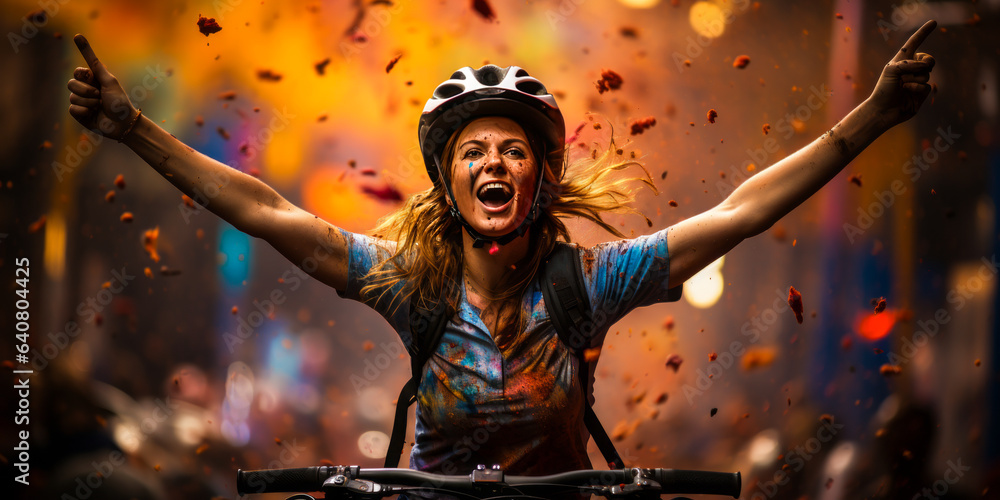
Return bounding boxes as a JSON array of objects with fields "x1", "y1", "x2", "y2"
[{"x1": 476, "y1": 182, "x2": 514, "y2": 210}]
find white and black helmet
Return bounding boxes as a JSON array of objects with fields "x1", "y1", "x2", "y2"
[{"x1": 418, "y1": 65, "x2": 565, "y2": 247}]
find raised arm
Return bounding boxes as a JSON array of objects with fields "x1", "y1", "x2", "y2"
[
  {"x1": 666, "y1": 20, "x2": 937, "y2": 286},
  {"x1": 68, "y1": 35, "x2": 350, "y2": 291}
]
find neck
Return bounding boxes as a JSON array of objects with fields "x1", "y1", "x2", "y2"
[{"x1": 461, "y1": 230, "x2": 533, "y2": 298}]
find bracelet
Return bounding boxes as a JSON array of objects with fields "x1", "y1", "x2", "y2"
[{"x1": 117, "y1": 109, "x2": 142, "y2": 143}]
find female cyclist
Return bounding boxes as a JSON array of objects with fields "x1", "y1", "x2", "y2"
[{"x1": 67, "y1": 20, "x2": 936, "y2": 480}]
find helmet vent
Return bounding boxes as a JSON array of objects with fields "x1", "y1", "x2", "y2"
[
  {"x1": 474, "y1": 64, "x2": 506, "y2": 86},
  {"x1": 450, "y1": 71, "x2": 466, "y2": 80},
  {"x1": 433, "y1": 83, "x2": 465, "y2": 99},
  {"x1": 514, "y1": 68, "x2": 529, "y2": 77},
  {"x1": 515, "y1": 79, "x2": 546, "y2": 96}
]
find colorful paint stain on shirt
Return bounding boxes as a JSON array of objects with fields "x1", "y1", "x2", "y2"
[{"x1": 337, "y1": 229, "x2": 681, "y2": 476}]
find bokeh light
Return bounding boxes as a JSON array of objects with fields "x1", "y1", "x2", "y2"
[
  {"x1": 357, "y1": 430, "x2": 390, "y2": 459},
  {"x1": 112, "y1": 420, "x2": 143, "y2": 455},
  {"x1": 747, "y1": 429, "x2": 780, "y2": 466},
  {"x1": 856, "y1": 310, "x2": 897, "y2": 341},
  {"x1": 357, "y1": 386, "x2": 394, "y2": 421},
  {"x1": 617, "y1": 0, "x2": 662, "y2": 8},
  {"x1": 174, "y1": 413, "x2": 207, "y2": 446},
  {"x1": 218, "y1": 225, "x2": 252, "y2": 287},
  {"x1": 42, "y1": 210, "x2": 65, "y2": 280},
  {"x1": 689, "y1": 1, "x2": 727, "y2": 38},
  {"x1": 683, "y1": 256, "x2": 724, "y2": 309},
  {"x1": 222, "y1": 362, "x2": 255, "y2": 446}
]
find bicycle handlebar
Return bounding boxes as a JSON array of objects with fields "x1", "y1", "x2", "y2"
[
  {"x1": 236, "y1": 465, "x2": 741, "y2": 498},
  {"x1": 652, "y1": 469, "x2": 741, "y2": 496}
]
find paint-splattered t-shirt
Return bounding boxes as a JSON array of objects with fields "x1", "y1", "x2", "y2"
[{"x1": 338, "y1": 229, "x2": 681, "y2": 478}]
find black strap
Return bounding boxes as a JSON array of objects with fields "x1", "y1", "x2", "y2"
[
  {"x1": 541, "y1": 243, "x2": 626, "y2": 469},
  {"x1": 384, "y1": 300, "x2": 450, "y2": 468},
  {"x1": 385, "y1": 377, "x2": 419, "y2": 468},
  {"x1": 541, "y1": 244, "x2": 592, "y2": 351},
  {"x1": 585, "y1": 405, "x2": 625, "y2": 469}
]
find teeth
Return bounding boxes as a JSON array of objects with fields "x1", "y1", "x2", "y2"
[{"x1": 478, "y1": 182, "x2": 511, "y2": 196}]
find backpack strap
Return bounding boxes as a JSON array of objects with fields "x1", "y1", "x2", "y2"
[
  {"x1": 384, "y1": 299, "x2": 450, "y2": 468},
  {"x1": 541, "y1": 243, "x2": 626, "y2": 469}
]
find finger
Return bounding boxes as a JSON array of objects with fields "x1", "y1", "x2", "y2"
[
  {"x1": 73, "y1": 34, "x2": 115, "y2": 85},
  {"x1": 914, "y1": 53, "x2": 936, "y2": 68},
  {"x1": 73, "y1": 67, "x2": 94, "y2": 84},
  {"x1": 70, "y1": 93, "x2": 100, "y2": 107},
  {"x1": 68, "y1": 79, "x2": 100, "y2": 98},
  {"x1": 901, "y1": 73, "x2": 930, "y2": 84},
  {"x1": 887, "y1": 59, "x2": 934, "y2": 75},
  {"x1": 902, "y1": 82, "x2": 932, "y2": 100},
  {"x1": 69, "y1": 104, "x2": 95, "y2": 120},
  {"x1": 892, "y1": 20, "x2": 937, "y2": 62}
]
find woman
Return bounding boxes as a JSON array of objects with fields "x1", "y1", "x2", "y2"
[{"x1": 67, "y1": 20, "x2": 936, "y2": 479}]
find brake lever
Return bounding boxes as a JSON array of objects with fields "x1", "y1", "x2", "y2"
[
  {"x1": 596, "y1": 468, "x2": 663, "y2": 499},
  {"x1": 322, "y1": 473, "x2": 389, "y2": 500}
]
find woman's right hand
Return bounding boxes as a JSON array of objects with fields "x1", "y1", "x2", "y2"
[
  {"x1": 65, "y1": 36, "x2": 352, "y2": 294},
  {"x1": 68, "y1": 34, "x2": 139, "y2": 139}
]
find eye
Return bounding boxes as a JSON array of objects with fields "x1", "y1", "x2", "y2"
[
  {"x1": 463, "y1": 149, "x2": 483, "y2": 159},
  {"x1": 504, "y1": 148, "x2": 526, "y2": 158}
]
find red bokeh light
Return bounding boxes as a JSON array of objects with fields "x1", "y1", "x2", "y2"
[{"x1": 856, "y1": 310, "x2": 897, "y2": 341}]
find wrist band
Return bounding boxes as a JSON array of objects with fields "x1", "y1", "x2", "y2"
[{"x1": 118, "y1": 109, "x2": 142, "y2": 143}]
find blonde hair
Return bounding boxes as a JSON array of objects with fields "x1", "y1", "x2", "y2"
[{"x1": 361, "y1": 119, "x2": 654, "y2": 350}]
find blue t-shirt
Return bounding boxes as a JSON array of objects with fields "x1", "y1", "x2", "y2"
[{"x1": 338, "y1": 229, "x2": 681, "y2": 477}]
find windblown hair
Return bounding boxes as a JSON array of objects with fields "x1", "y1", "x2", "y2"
[{"x1": 360, "y1": 119, "x2": 655, "y2": 350}]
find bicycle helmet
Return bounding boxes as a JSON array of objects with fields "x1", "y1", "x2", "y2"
[{"x1": 418, "y1": 64, "x2": 566, "y2": 248}]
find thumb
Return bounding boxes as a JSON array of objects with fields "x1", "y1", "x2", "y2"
[{"x1": 73, "y1": 34, "x2": 115, "y2": 85}]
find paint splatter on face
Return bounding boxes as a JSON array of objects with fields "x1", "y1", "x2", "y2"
[{"x1": 448, "y1": 117, "x2": 538, "y2": 237}]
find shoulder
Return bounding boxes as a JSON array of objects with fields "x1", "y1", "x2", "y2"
[
  {"x1": 342, "y1": 230, "x2": 398, "y2": 258},
  {"x1": 582, "y1": 231, "x2": 671, "y2": 269},
  {"x1": 338, "y1": 230, "x2": 410, "y2": 310},
  {"x1": 574, "y1": 230, "x2": 681, "y2": 310}
]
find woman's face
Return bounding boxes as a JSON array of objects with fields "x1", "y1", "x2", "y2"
[{"x1": 447, "y1": 117, "x2": 538, "y2": 239}]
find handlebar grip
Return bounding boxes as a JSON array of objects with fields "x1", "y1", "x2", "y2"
[
  {"x1": 236, "y1": 467, "x2": 331, "y2": 495},
  {"x1": 654, "y1": 469, "x2": 741, "y2": 498}
]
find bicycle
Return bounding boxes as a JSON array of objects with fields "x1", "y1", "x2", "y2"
[{"x1": 235, "y1": 463, "x2": 741, "y2": 499}]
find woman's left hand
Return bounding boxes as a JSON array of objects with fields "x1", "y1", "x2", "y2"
[{"x1": 867, "y1": 19, "x2": 937, "y2": 130}]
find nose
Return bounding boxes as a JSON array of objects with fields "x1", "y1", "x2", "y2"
[{"x1": 483, "y1": 148, "x2": 504, "y2": 174}]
